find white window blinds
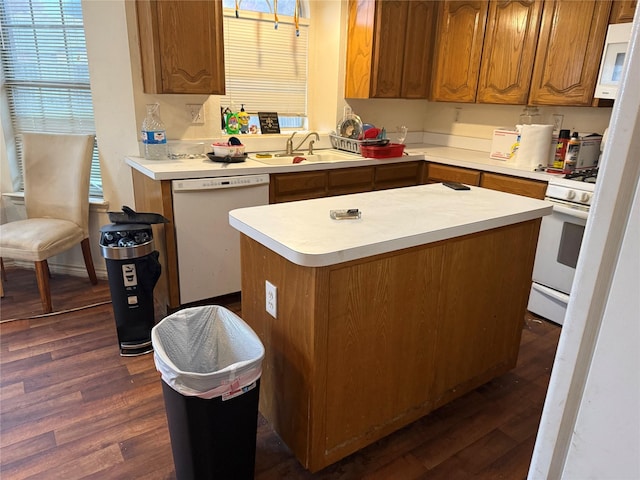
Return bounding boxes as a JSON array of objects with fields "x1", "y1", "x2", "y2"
[
  {"x1": 0, "y1": 0, "x2": 102, "y2": 197},
  {"x1": 221, "y1": 10, "x2": 308, "y2": 118}
]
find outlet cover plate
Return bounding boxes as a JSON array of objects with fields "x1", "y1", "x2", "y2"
[
  {"x1": 186, "y1": 104, "x2": 205, "y2": 124},
  {"x1": 265, "y1": 280, "x2": 277, "y2": 318}
]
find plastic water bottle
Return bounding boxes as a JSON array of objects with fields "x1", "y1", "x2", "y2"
[{"x1": 141, "y1": 104, "x2": 168, "y2": 160}]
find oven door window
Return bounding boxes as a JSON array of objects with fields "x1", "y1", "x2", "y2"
[{"x1": 557, "y1": 222, "x2": 585, "y2": 268}]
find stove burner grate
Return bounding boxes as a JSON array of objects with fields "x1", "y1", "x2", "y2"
[{"x1": 564, "y1": 168, "x2": 598, "y2": 183}]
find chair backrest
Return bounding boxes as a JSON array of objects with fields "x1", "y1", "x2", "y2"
[{"x1": 22, "y1": 133, "x2": 96, "y2": 236}]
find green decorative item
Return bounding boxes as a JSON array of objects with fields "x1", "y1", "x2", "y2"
[{"x1": 225, "y1": 111, "x2": 240, "y2": 134}]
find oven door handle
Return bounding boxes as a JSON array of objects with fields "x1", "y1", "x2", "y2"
[
  {"x1": 531, "y1": 282, "x2": 571, "y2": 302},
  {"x1": 551, "y1": 203, "x2": 589, "y2": 220}
]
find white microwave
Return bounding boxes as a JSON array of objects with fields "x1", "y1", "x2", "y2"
[{"x1": 594, "y1": 23, "x2": 633, "y2": 100}]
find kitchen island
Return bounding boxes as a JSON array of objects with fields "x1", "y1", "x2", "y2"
[{"x1": 229, "y1": 183, "x2": 552, "y2": 471}]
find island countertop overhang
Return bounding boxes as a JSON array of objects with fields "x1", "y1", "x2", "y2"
[{"x1": 229, "y1": 183, "x2": 553, "y2": 267}]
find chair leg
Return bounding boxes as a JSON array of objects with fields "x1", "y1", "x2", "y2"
[
  {"x1": 35, "y1": 260, "x2": 53, "y2": 314},
  {"x1": 81, "y1": 238, "x2": 98, "y2": 285}
]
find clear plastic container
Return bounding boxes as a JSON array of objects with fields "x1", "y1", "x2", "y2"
[
  {"x1": 519, "y1": 106, "x2": 541, "y2": 125},
  {"x1": 141, "y1": 104, "x2": 168, "y2": 160},
  {"x1": 168, "y1": 141, "x2": 206, "y2": 159}
]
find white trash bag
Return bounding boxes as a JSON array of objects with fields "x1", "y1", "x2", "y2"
[{"x1": 151, "y1": 305, "x2": 264, "y2": 399}]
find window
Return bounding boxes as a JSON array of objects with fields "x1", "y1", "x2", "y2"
[
  {"x1": 0, "y1": 0, "x2": 102, "y2": 197},
  {"x1": 221, "y1": 0, "x2": 309, "y2": 130}
]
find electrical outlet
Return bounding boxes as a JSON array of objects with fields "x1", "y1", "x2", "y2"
[
  {"x1": 265, "y1": 280, "x2": 277, "y2": 318},
  {"x1": 454, "y1": 107, "x2": 462, "y2": 123},
  {"x1": 552, "y1": 114, "x2": 564, "y2": 132},
  {"x1": 186, "y1": 104, "x2": 205, "y2": 124}
]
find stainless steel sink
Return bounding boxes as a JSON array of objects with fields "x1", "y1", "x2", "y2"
[{"x1": 249, "y1": 149, "x2": 362, "y2": 165}]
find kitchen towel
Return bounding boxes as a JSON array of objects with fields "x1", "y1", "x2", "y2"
[{"x1": 513, "y1": 124, "x2": 554, "y2": 170}]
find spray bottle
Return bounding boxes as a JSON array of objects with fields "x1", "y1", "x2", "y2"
[{"x1": 563, "y1": 132, "x2": 581, "y2": 173}]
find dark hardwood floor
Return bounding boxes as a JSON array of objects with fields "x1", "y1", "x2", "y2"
[{"x1": 0, "y1": 267, "x2": 561, "y2": 479}]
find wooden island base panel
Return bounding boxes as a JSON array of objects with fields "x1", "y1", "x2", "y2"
[{"x1": 239, "y1": 218, "x2": 541, "y2": 472}]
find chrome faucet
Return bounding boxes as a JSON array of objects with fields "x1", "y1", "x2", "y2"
[{"x1": 284, "y1": 131, "x2": 320, "y2": 155}]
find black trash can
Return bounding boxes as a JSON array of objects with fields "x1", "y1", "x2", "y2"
[
  {"x1": 100, "y1": 222, "x2": 161, "y2": 356},
  {"x1": 151, "y1": 305, "x2": 265, "y2": 480}
]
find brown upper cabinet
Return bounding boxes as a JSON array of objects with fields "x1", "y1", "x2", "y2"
[
  {"x1": 431, "y1": 0, "x2": 612, "y2": 106},
  {"x1": 136, "y1": 0, "x2": 226, "y2": 94},
  {"x1": 529, "y1": 0, "x2": 612, "y2": 105},
  {"x1": 345, "y1": 0, "x2": 436, "y2": 99},
  {"x1": 431, "y1": 1, "x2": 489, "y2": 103},
  {"x1": 609, "y1": 0, "x2": 637, "y2": 23},
  {"x1": 476, "y1": 0, "x2": 544, "y2": 104}
]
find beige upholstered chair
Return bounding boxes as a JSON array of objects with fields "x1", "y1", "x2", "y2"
[{"x1": 0, "y1": 133, "x2": 98, "y2": 313}]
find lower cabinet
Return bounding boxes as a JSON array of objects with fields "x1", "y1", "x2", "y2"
[
  {"x1": 270, "y1": 162, "x2": 423, "y2": 203},
  {"x1": 480, "y1": 172, "x2": 547, "y2": 199},
  {"x1": 374, "y1": 162, "x2": 423, "y2": 190},
  {"x1": 425, "y1": 162, "x2": 547, "y2": 199},
  {"x1": 269, "y1": 171, "x2": 327, "y2": 203},
  {"x1": 425, "y1": 163, "x2": 482, "y2": 185},
  {"x1": 328, "y1": 166, "x2": 375, "y2": 196}
]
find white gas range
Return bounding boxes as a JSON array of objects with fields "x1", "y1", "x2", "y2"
[{"x1": 528, "y1": 169, "x2": 597, "y2": 325}]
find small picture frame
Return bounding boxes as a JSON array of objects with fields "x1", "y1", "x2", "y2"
[{"x1": 258, "y1": 112, "x2": 280, "y2": 134}]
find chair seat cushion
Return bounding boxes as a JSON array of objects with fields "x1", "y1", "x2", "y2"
[{"x1": 0, "y1": 218, "x2": 85, "y2": 262}]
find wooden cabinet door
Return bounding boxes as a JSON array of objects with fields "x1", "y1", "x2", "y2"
[
  {"x1": 477, "y1": 0, "x2": 543, "y2": 104},
  {"x1": 270, "y1": 171, "x2": 327, "y2": 203},
  {"x1": 345, "y1": 0, "x2": 376, "y2": 98},
  {"x1": 480, "y1": 172, "x2": 547, "y2": 199},
  {"x1": 136, "y1": 0, "x2": 225, "y2": 94},
  {"x1": 370, "y1": 1, "x2": 409, "y2": 97},
  {"x1": 426, "y1": 163, "x2": 482, "y2": 185},
  {"x1": 328, "y1": 167, "x2": 375, "y2": 196},
  {"x1": 401, "y1": 1, "x2": 437, "y2": 98},
  {"x1": 609, "y1": 0, "x2": 637, "y2": 23},
  {"x1": 431, "y1": 1, "x2": 489, "y2": 102},
  {"x1": 374, "y1": 162, "x2": 422, "y2": 190},
  {"x1": 529, "y1": 0, "x2": 612, "y2": 105},
  {"x1": 346, "y1": 0, "x2": 435, "y2": 99}
]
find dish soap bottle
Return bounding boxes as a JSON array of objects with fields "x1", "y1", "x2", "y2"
[{"x1": 141, "y1": 104, "x2": 168, "y2": 160}]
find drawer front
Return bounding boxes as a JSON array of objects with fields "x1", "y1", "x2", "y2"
[
  {"x1": 374, "y1": 162, "x2": 422, "y2": 190},
  {"x1": 480, "y1": 172, "x2": 547, "y2": 199},
  {"x1": 271, "y1": 171, "x2": 327, "y2": 203},
  {"x1": 328, "y1": 166, "x2": 375, "y2": 196},
  {"x1": 426, "y1": 163, "x2": 481, "y2": 185}
]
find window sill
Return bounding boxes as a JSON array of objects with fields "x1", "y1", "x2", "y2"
[{"x1": 2, "y1": 192, "x2": 110, "y2": 212}]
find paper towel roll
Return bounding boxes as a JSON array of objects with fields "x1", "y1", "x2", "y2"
[{"x1": 513, "y1": 124, "x2": 554, "y2": 170}]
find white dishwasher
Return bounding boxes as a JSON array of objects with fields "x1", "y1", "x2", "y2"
[{"x1": 171, "y1": 174, "x2": 270, "y2": 304}]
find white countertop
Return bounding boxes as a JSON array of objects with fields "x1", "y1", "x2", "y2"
[
  {"x1": 229, "y1": 183, "x2": 553, "y2": 267},
  {"x1": 125, "y1": 144, "x2": 594, "y2": 191}
]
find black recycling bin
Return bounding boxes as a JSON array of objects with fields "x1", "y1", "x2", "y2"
[
  {"x1": 151, "y1": 305, "x2": 265, "y2": 480},
  {"x1": 100, "y1": 206, "x2": 167, "y2": 356}
]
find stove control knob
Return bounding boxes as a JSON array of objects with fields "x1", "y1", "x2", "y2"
[
  {"x1": 580, "y1": 192, "x2": 591, "y2": 203},
  {"x1": 566, "y1": 190, "x2": 576, "y2": 200}
]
